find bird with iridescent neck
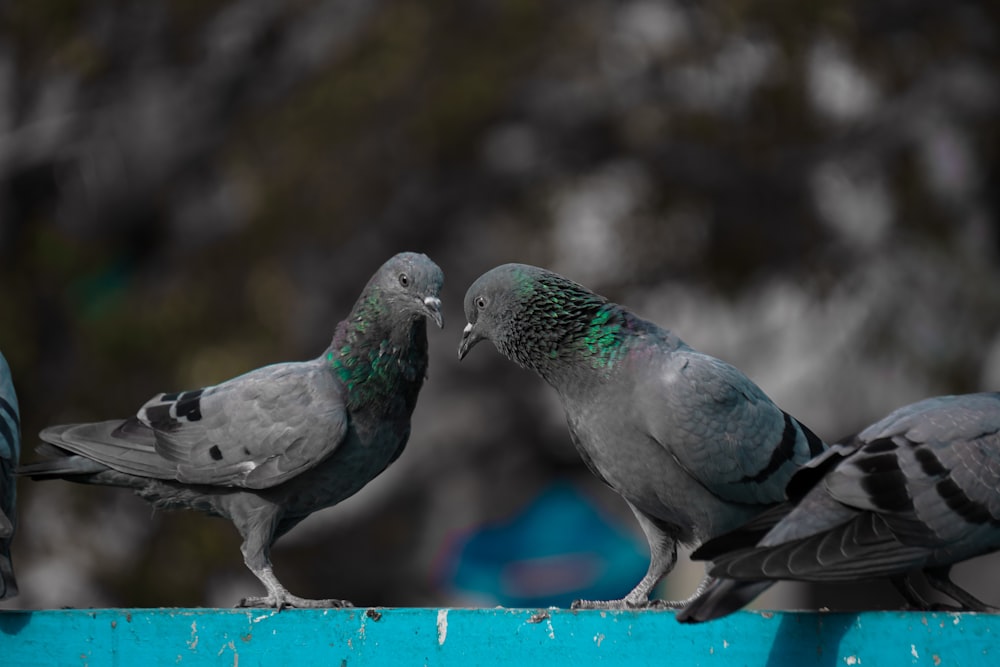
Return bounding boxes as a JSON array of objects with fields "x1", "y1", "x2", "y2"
[
  {"x1": 459, "y1": 263, "x2": 826, "y2": 610},
  {"x1": 22, "y1": 252, "x2": 444, "y2": 609}
]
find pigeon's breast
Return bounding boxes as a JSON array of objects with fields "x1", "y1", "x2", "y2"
[
  {"x1": 563, "y1": 400, "x2": 671, "y2": 501},
  {"x1": 563, "y1": 393, "x2": 761, "y2": 542},
  {"x1": 270, "y1": 416, "x2": 407, "y2": 515}
]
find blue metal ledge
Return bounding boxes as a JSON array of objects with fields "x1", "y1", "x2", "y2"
[{"x1": 0, "y1": 607, "x2": 995, "y2": 666}]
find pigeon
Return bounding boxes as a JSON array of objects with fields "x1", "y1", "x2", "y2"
[
  {"x1": 458, "y1": 263, "x2": 826, "y2": 609},
  {"x1": 21, "y1": 252, "x2": 444, "y2": 608},
  {"x1": 0, "y1": 350, "x2": 20, "y2": 600},
  {"x1": 677, "y1": 392, "x2": 1000, "y2": 623}
]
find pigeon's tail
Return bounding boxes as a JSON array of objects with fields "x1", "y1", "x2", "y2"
[
  {"x1": 24, "y1": 419, "x2": 174, "y2": 482},
  {"x1": 676, "y1": 578, "x2": 773, "y2": 623},
  {"x1": 18, "y1": 442, "x2": 110, "y2": 479}
]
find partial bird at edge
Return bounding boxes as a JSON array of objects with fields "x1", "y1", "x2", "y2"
[
  {"x1": 0, "y1": 350, "x2": 20, "y2": 600},
  {"x1": 677, "y1": 392, "x2": 1000, "y2": 623}
]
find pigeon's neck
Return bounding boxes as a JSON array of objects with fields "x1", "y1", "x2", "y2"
[
  {"x1": 512, "y1": 302, "x2": 659, "y2": 388},
  {"x1": 326, "y1": 288, "x2": 428, "y2": 411}
]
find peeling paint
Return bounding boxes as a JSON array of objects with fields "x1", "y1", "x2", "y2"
[
  {"x1": 187, "y1": 621, "x2": 199, "y2": 650},
  {"x1": 437, "y1": 609, "x2": 449, "y2": 646},
  {"x1": 0, "y1": 608, "x2": 995, "y2": 666},
  {"x1": 528, "y1": 611, "x2": 550, "y2": 624},
  {"x1": 217, "y1": 639, "x2": 238, "y2": 666}
]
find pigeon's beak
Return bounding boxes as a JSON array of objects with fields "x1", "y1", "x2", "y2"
[
  {"x1": 421, "y1": 296, "x2": 444, "y2": 329},
  {"x1": 458, "y1": 322, "x2": 482, "y2": 360}
]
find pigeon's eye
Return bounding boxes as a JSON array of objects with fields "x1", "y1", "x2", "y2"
[
  {"x1": 398, "y1": 273, "x2": 410, "y2": 287},
  {"x1": 475, "y1": 296, "x2": 487, "y2": 309}
]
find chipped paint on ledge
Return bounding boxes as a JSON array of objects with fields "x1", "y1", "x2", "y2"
[{"x1": 0, "y1": 608, "x2": 996, "y2": 666}]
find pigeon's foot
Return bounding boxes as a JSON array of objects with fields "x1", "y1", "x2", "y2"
[
  {"x1": 570, "y1": 597, "x2": 683, "y2": 611},
  {"x1": 241, "y1": 563, "x2": 356, "y2": 609},
  {"x1": 571, "y1": 598, "x2": 624, "y2": 611},
  {"x1": 572, "y1": 575, "x2": 713, "y2": 611},
  {"x1": 237, "y1": 593, "x2": 354, "y2": 609}
]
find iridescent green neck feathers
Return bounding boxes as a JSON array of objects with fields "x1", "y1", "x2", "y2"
[
  {"x1": 497, "y1": 272, "x2": 641, "y2": 378},
  {"x1": 327, "y1": 285, "x2": 428, "y2": 410}
]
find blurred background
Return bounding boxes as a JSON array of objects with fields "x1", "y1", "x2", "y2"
[{"x1": 1, "y1": 0, "x2": 1000, "y2": 611}]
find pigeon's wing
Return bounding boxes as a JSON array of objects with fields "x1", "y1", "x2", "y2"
[
  {"x1": 38, "y1": 359, "x2": 349, "y2": 491},
  {"x1": 690, "y1": 502, "x2": 793, "y2": 561},
  {"x1": 858, "y1": 393, "x2": 1000, "y2": 445},
  {"x1": 783, "y1": 440, "x2": 863, "y2": 500},
  {"x1": 646, "y1": 349, "x2": 825, "y2": 505},
  {"x1": 139, "y1": 360, "x2": 349, "y2": 489},
  {"x1": 710, "y1": 508, "x2": 931, "y2": 582},
  {"x1": 819, "y1": 396, "x2": 1000, "y2": 547},
  {"x1": 701, "y1": 394, "x2": 1000, "y2": 584},
  {"x1": 761, "y1": 395, "x2": 1000, "y2": 545}
]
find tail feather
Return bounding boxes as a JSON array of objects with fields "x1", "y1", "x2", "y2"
[
  {"x1": 675, "y1": 579, "x2": 774, "y2": 623},
  {"x1": 18, "y1": 451, "x2": 109, "y2": 479},
  {"x1": 709, "y1": 514, "x2": 928, "y2": 582},
  {"x1": 33, "y1": 419, "x2": 176, "y2": 480}
]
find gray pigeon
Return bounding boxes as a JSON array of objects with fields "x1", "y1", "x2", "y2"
[
  {"x1": 459, "y1": 264, "x2": 825, "y2": 609},
  {"x1": 677, "y1": 392, "x2": 1000, "y2": 623},
  {"x1": 0, "y1": 350, "x2": 20, "y2": 600},
  {"x1": 21, "y1": 252, "x2": 444, "y2": 608}
]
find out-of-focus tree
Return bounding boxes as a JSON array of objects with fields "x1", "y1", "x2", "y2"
[{"x1": 1, "y1": 0, "x2": 998, "y2": 610}]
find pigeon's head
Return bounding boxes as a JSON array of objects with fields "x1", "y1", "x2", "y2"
[
  {"x1": 373, "y1": 252, "x2": 445, "y2": 328},
  {"x1": 459, "y1": 263, "x2": 600, "y2": 364}
]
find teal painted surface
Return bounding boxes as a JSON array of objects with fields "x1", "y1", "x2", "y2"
[{"x1": 0, "y1": 608, "x2": 995, "y2": 666}]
